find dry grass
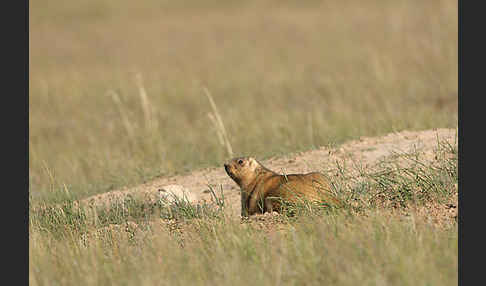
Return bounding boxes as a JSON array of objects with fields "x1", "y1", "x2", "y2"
[
  {"x1": 29, "y1": 0, "x2": 457, "y2": 202},
  {"x1": 29, "y1": 1, "x2": 457, "y2": 284},
  {"x1": 29, "y1": 208, "x2": 457, "y2": 286},
  {"x1": 30, "y1": 213, "x2": 457, "y2": 285},
  {"x1": 29, "y1": 135, "x2": 458, "y2": 285}
]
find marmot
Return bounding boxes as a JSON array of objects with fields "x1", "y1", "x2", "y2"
[{"x1": 224, "y1": 157, "x2": 342, "y2": 217}]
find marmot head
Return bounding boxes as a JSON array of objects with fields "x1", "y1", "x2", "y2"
[{"x1": 224, "y1": 157, "x2": 260, "y2": 188}]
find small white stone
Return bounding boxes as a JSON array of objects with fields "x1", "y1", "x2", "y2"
[{"x1": 158, "y1": 185, "x2": 197, "y2": 204}]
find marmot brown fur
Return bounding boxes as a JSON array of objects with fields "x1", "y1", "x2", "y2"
[{"x1": 224, "y1": 157, "x2": 342, "y2": 217}]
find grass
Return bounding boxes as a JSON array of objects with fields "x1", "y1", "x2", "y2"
[
  {"x1": 29, "y1": 136, "x2": 458, "y2": 285},
  {"x1": 30, "y1": 213, "x2": 458, "y2": 286},
  {"x1": 30, "y1": 187, "x2": 226, "y2": 241},
  {"x1": 29, "y1": 0, "x2": 457, "y2": 203},
  {"x1": 332, "y1": 133, "x2": 458, "y2": 211},
  {"x1": 29, "y1": 0, "x2": 458, "y2": 284}
]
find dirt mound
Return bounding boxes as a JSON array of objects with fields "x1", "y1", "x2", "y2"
[{"x1": 79, "y1": 128, "x2": 457, "y2": 218}]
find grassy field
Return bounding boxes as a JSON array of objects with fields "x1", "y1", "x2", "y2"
[
  {"x1": 29, "y1": 0, "x2": 457, "y2": 203},
  {"x1": 29, "y1": 0, "x2": 458, "y2": 285},
  {"x1": 30, "y1": 212, "x2": 458, "y2": 286},
  {"x1": 29, "y1": 137, "x2": 458, "y2": 285}
]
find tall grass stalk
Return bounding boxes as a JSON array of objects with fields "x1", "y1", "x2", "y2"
[{"x1": 204, "y1": 87, "x2": 234, "y2": 158}]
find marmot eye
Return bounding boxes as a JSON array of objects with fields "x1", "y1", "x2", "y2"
[{"x1": 238, "y1": 159, "x2": 244, "y2": 165}]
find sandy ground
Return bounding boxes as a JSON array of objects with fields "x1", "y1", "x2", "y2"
[{"x1": 79, "y1": 128, "x2": 457, "y2": 219}]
